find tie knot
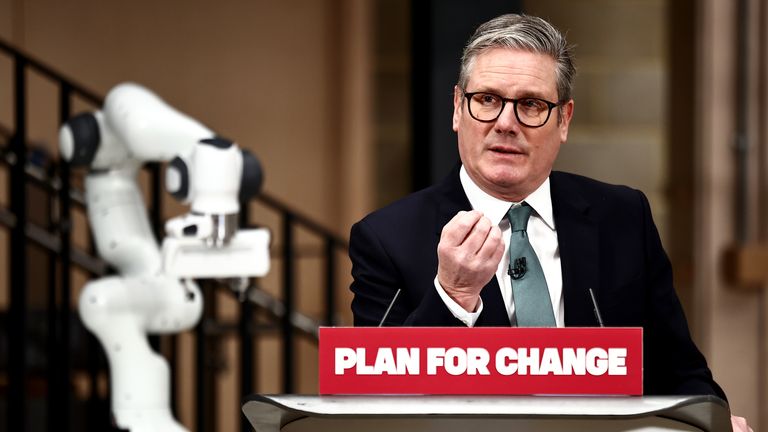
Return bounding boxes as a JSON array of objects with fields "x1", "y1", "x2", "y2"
[{"x1": 506, "y1": 203, "x2": 533, "y2": 232}]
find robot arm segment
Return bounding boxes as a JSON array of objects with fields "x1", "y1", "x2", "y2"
[
  {"x1": 59, "y1": 111, "x2": 129, "y2": 170},
  {"x1": 103, "y1": 83, "x2": 214, "y2": 161},
  {"x1": 59, "y1": 82, "x2": 214, "y2": 170},
  {"x1": 164, "y1": 137, "x2": 263, "y2": 247}
]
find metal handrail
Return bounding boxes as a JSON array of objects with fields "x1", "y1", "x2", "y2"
[{"x1": 0, "y1": 38, "x2": 102, "y2": 105}]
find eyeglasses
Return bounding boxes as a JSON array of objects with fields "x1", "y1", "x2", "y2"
[{"x1": 463, "y1": 91, "x2": 562, "y2": 128}]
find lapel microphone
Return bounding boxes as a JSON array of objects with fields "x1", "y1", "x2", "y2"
[
  {"x1": 588, "y1": 288, "x2": 605, "y2": 327},
  {"x1": 508, "y1": 257, "x2": 527, "y2": 280},
  {"x1": 378, "y1": 289, "x2": 402, "y2": 327}
]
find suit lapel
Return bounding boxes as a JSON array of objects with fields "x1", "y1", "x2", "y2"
[
  {"x1": 476, "y1": 278, "x2": 512, "y2": 326},
  {"x1": 550, "y1": 172, "x2": 601, "y2": 327},
  {"x1": 434, "y1": 165, "x2": 511, "y2": 326}
]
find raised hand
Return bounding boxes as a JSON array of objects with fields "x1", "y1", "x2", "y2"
[{"x1": 437, "y1": 210, "x2": 505, "y2": 311}]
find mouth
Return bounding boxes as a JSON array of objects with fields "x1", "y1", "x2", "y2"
[{"x1": 488, "y1": 144, "x2": 526, "y2": 156}]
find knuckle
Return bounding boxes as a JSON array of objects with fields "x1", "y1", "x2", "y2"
[
  {"x1": 489, "y1": 225, "x2": 501, "y2": 238},
  {"x1": 468, "y1": 258, "x2": 484, "y2": 273},
  {"x1": 437, "y1": 243, "x2": 453, "y2": 258},
  {"x1": 456, "y1": 250, "x2": 470, "y2": 264},
  {"x1": 446, "y1": 218, "x2": 466, "y2": 233},
  {"x1": 477, "y1": 216, "x2": 492, "y2": 230},
  {"x1": 454, "y1": 220, "x2": 471, "y2": 232}
]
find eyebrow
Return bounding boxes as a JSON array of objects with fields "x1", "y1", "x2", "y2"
[{"x1": 470, "y1": 87, "x2": 554, "y2": 100}]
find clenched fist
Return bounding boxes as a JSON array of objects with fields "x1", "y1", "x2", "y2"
[{"x1": 437, "y1": 210, "x2": 505, "y2": 312}]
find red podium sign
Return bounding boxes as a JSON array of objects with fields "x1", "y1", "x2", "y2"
[{"x1": 319, "y1": 327, "x2": 642, "y2": 395}]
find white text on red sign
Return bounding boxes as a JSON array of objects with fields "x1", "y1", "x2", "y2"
[{"x1": 335, "y1": 347, "x2": 627, "y2": 376}]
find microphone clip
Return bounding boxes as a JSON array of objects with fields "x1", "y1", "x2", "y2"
[{"x1": 508, "y1": 257, "x2": 527, "y2": 280}]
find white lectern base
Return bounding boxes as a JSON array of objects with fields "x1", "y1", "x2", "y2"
[{"x1": 242, "y1": 395, "x2": 730, "y2": 432}]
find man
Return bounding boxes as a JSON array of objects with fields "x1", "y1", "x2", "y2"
[{"x1": 349, "y1": 13, "x2": 750, "y2": 430}]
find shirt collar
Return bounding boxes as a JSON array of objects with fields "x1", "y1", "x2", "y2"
[{"x1": 459, "y1": 165, "x2": 555, "y2": 230}]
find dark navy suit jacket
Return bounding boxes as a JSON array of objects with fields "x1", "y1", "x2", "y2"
[{"x1": 350, "y1": 166, "x2": 726, "y2": 398}]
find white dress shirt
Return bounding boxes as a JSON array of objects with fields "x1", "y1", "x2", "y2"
[{"x1": 434, "y1": 166, "x2": 564, "y2": 327}]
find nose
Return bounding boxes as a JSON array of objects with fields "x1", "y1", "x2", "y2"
[{"x1": 494, "y1": 101, "x2": 521, "y2": 134}]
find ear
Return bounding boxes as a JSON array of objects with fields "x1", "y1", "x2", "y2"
[
  {"x1": 452, "y1": 86, "x2": 463, "y2": 132},
  {"x1": 558, "y1": 99, "x2": 574, "y2": 143}
]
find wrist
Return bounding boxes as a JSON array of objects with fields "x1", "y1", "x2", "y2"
[
  {"x1": 445, "y1": 290, "x2": 480, "y2": 312},
  {"x1": 436, "y1": 274, "x2": 482, "y2": 312}
]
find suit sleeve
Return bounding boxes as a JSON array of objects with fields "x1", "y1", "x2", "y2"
[
  {"x1": 637, "y1": 190, "x2": 727, "y2": 400},
  {"x1": 349, "y1": 219, "x2": 465, "y2": 327}
]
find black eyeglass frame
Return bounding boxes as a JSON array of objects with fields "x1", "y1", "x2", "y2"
[{"x1": 462, "y1": 90, "x2": 563, "y2": 128}]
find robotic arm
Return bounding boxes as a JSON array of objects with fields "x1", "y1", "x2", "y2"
[{"x1": 59, "y1": 83, "x2": 270, "y2": 431}]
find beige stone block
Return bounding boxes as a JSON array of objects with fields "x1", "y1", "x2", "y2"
[
  {"x1": 574, "y1": 63, "x2": 666, "y2": 126},
  {"x1": 556, "y1": 128, "x2": 666, "y2": 193},
  {"x1": 523, "y1": 0, "x2": 666, "y2": 59}
]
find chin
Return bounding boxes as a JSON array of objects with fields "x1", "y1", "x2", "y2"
[{"x1": 486, "y1": 168, "x2": 527, "y2": 187}]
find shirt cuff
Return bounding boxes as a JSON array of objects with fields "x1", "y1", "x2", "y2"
[{"x1": 433, "y1": 276, "x2": 483, "y2": 327}]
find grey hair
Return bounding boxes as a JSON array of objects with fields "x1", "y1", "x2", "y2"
[{"x1": 459, "y1": 14, "x2": 576, "y2": 102}]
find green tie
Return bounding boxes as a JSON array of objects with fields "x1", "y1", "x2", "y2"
[{"x1": 506, "y1": 203, "x2": 556, "y2": 327}]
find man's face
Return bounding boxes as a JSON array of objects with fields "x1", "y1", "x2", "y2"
[{"x1": 453, "y1": 48, "x2": 574, "y2": 202}]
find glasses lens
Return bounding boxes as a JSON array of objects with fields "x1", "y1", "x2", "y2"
[
  {"x1": 516, "y1": 98, "x2": 550, "y2": 127},
  {"x1": 468, "y1": 93, "x2": 503, "y2": 121}
]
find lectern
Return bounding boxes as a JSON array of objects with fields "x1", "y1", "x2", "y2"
[{"x1": 242, "y1": 394, "x2": 730, "y2": 432}]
